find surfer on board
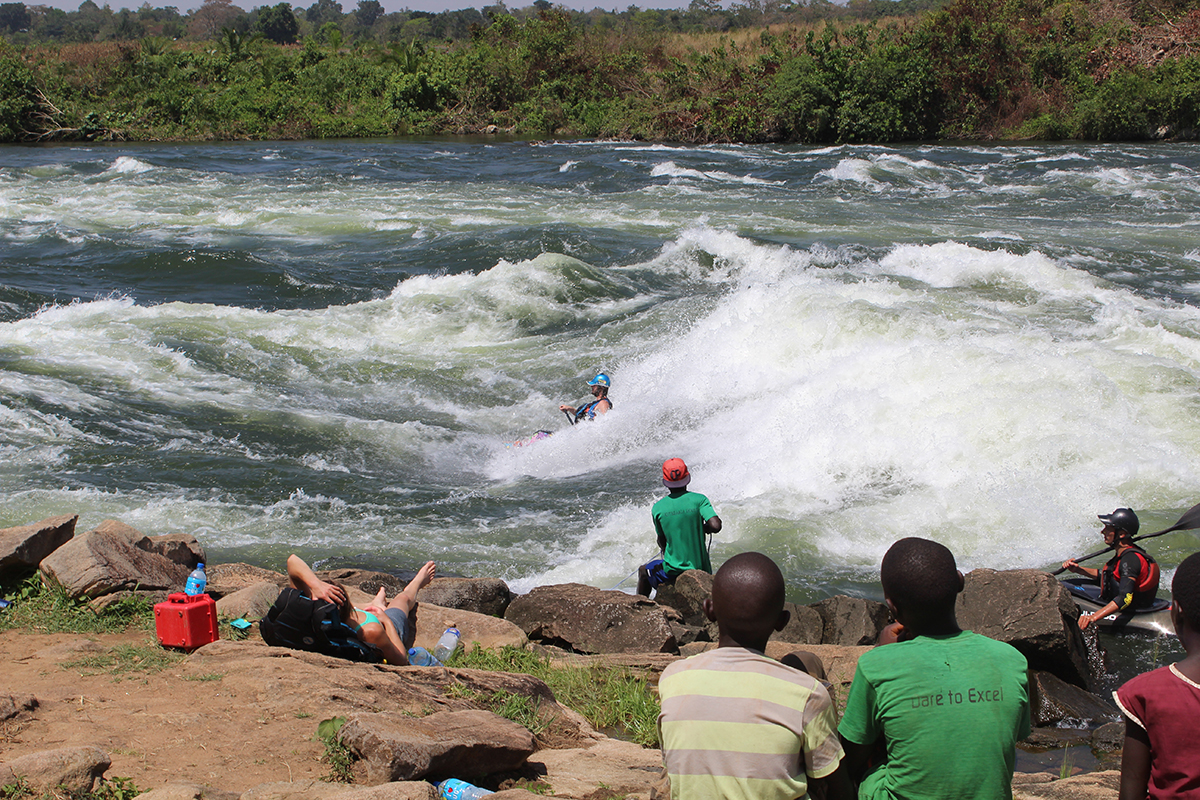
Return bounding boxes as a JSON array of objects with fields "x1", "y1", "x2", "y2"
[
  {"x1": 559, "y1": 373, "x2": 612, "y2": 423},
  {"x1": 1061, "y1": 508, "x2": 1161, "y2": 630},
  {"x1": 636, "y1": 457, "x2": 722, "y2": 597}
]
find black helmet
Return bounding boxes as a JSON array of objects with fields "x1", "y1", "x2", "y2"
[{"x1": 1098, "y1": 508, "x2": 1139, "y2": 537}]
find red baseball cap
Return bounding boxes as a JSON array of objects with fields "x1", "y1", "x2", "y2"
[{"x1": 662, "y1": 458, "x2": 691, "y2": 488}]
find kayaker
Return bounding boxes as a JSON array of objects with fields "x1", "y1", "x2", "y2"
[
  {"x1": 1061, "y1": 508, "x2": 1161, "y2": 630},
  {"x1": 559, "y1": 373, "x2": 611, "y2": 422}
]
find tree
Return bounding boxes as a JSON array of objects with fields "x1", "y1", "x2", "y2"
[
  {"x1": 255, "y1": 1, "x2": 298, "y2": 43},
  {"x1": 305, "y1": 0, "x2": 341, "y2": 26},
  {"x1": 0, "y1": 2, "x2": 31, "y2": 33},
  {"x1": 188, "y1": 0, "x2": 240, "y2": 38},
  {"x1": 354, "y1": 0, "x2": 380, "y2": 26}
]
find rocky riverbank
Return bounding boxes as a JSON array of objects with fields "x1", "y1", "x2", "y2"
[{"x1": 1, "y1": 515, "x2": 1135, "y2": 799}]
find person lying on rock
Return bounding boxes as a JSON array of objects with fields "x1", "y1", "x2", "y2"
[
  {"x1": 1114, "y1": 550, "x2": 1200, "y2": 800},
  {"x1": 285, "y1": 554, "x2": 436, "y2": 666},
  {"x1": 838, "y1": 538, "x2": 1031, "y2": 800},
  {"x1": 656, "y1": 551, "x2": 851, "y2": 800},
  {"x1": 1061, "y1": 507, "x2": 1161, "y2": 630}
]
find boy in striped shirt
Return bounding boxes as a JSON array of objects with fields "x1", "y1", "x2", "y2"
[{"x1": 657, "y1": 552, "x2": 851, "y2": 800}]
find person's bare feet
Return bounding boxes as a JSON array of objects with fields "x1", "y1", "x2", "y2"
[
  {"x1": 411, "y1": 560, "x2": 436, "y2": 591},
  {"x1": 371, "y1": 587, "x2": 387, "y2": 607}
]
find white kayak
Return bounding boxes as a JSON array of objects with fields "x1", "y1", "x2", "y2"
[{"x1": 1061, "y1": 578, "x2": 1175, "y2": 635}]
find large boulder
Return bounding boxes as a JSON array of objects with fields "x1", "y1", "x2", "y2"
[
  {"x1": 957, "y1": 569, "x2": 1091, "y2": 688},
  {"x1": 505, "y1": 584, "x2": 677, "y2": 655},
  {"x1": 778, "y1": 603, "x2": 824, "y2": 645},
  {"x1": 216, "y1": 582, "x2": 281, "y2": 622},
  {"x1": 653, "y1": 570, "x2": 714, "y2": 627},
  {"x1": 418, "y1": 577, "x2": 514, "y2": 618},
  {"x1": 0, "y1": 746, "x2": 110, "y2": 793},
  {"x1": 811, "y1": 595, "x2": 890, "y2": 646},
  {"x1": 38, "y1": 521, "x2": 199, "y2": 600},
  {"x1": 206, "y1": 563, "x2": 287, "y2": 599},
  {"x1": 1027, "y1": 670, "x2": 1119, "y2": 727},
  {"x1": 0, "y1": 514, "x2": 77, "y2": 578},
  {"x1": 316, "y1": 568, "x2": 405, "y2": 597},
  {"x1": 339, "y1": 709, "x2": 536, "y2": 785}
]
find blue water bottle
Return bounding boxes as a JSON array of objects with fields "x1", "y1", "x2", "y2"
[
  {"x1": 184, "y1": 563, "x2": 207, "y2": 596},
  {"x1": 438, "y1": 778, "x2": 492, "y2": 799},
  {"x1": 407, "y1": 646, "x2": 441, "y2": 666}
]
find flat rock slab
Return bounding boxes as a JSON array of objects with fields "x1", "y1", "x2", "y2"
[
  {"x1": 412, "y1": 603, "x2": 528, "y2": 655},
  {"x1": 532, "y1": 738, "x2": 662, "y2": 800},
  {"x1": 1012, "y1": 769, "x2": 1120, "y2": 800},
  {"x1": 328, "y1": 782, "x2": 438, "y2": 800},
  {"x1": 240, "y1": 780, "x2": 356, "y2": 800},
  {"x1": 339, "y1": 709, "x2": 535, "y2": 785},
  {"x1": 131, "y1": 782, "x2": 240, "y2": 800}
]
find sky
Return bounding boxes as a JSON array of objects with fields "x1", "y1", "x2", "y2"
[{"x1": 32, "y1": 0, "x2": 662, "y2": 16}]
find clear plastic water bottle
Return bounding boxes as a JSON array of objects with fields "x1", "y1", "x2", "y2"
[
  {"x1": 437, "y1": 778, "x2": 492, "y2": 799},
  {"x1": 184, "y1": 563, "x2": 207, "y2": 596},
  {"x1": 407, "y1": 646, "x2": 441, "y2": 667},
  {"x1": 433, "y1": 626, "x2": 461, "y2": 664}
]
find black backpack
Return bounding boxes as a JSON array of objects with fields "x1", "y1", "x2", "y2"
[{"x1": 259, "y1": 587, "x2": 383, "y2": 663}]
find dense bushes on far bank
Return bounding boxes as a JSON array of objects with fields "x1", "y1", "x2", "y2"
[{"x1": 1, "y1": 0, "x2": 1198, "y2": 145}]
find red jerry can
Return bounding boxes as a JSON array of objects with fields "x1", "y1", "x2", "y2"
[{"x1": 154, "y1": 592, "x2": 219, "y2": 651}]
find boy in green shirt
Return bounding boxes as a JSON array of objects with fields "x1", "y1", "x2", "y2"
[
  {"x1": 838, "y1": 537, "x2": 1031, "y2": 800},
  {"x1": 636, "y1": 457, "x2": 721, "y2": 597}
]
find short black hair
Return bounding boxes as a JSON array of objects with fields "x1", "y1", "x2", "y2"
[
  {"x1": 711, "y1": 551, "x2": 786, "y2": 636},
  {"x1": 1172, "y1": 552, "x2": 1200, "y2": 631},
  {"x1": 881, "y1": 537, "x2": 961, "y2": 611}
]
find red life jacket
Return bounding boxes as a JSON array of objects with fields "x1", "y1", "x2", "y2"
[{"x1": 1101, "y1": 547, "x2": 1160, "y2": 596}]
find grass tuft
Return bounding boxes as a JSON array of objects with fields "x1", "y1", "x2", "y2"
[
  {"x1": 0, "y1": 571, "x2": 154, "y2": 636},
  {"x1": 453, "y1": 646, "x2": 660, "y2": 747}
]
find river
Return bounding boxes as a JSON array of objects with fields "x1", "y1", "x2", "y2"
[{"x1": 2, "y1": 139, "x2": 1199, "y2": 648}]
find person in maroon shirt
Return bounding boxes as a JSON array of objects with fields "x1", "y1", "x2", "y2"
[{"x1": 1115, "y1": 550, "x2": 1200, "y2": 800}]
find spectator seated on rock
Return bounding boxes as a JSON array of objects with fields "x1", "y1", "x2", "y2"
[
  {"x1": 264, "y1": 555, "x2": 435, "y2": 666},
  {"x1": 1115, "y1": 550, "x2": 1200, "y2": 800},
  {"x1": 657, "y1": 551, "x2": 851, "y2": 800},
  {"x1": 838, "y1": 537, "x2": 1031, "y2": 800}
]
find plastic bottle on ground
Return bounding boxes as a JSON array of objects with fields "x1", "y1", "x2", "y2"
[
  {"x1": 433, "y1": 625, "x2": 461, "y2": 664},
  {"x1": 184, "y1": 563, "x2": 207, "y2": 596},
  {"x1": 407, "y1": 646, "x2": 441, "y2": 666},
  {"x1": 437, "y1": 778, "x2": 493, "y2": 799}
]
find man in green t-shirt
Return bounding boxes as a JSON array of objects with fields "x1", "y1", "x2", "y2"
[
  {"x1": 636, "y1": 457, "x2": 721, "y2": 597},
  {"x1": 838, "y1": 537, "x2": 1031, "y2": 800}
]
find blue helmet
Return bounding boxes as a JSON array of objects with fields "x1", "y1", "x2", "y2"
[{"x1": 587, "y1": 373, "x2": 610, "y2": 388}]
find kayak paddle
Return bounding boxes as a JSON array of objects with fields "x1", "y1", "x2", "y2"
[{"x1": 1051, "y1": 501, "x2": 1200, "y2": 575}]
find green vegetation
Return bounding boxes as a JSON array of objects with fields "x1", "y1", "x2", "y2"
[
  {"x1": 315, "y1": 717, "x2": 355, "y2": 783},
  {"x1": 453, "y1": 645, "x2": 661, "y2": 747},
  {"x1": 0, "y1": 570, "x2": 154, "y2": 635},
  {"x1": 62, "y1": 642, "x2": 184, "y2": 678},
  {"x1": 0, "y1": 0, "x2": 1197, "y2": 143},
  {"x1": 1, "y1": 775, "x2": 142, "y2": 800}
]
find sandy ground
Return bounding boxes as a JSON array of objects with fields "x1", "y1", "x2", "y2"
[{"x1": 2, "y1": 629, "x2": 330, "y2": 793}]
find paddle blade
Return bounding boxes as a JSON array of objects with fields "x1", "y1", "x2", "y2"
[{"x1": 1137, "y1": 501, "x2": 1200, "y2": 540}]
